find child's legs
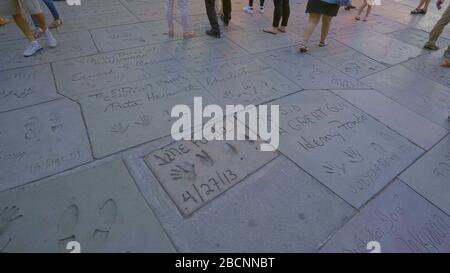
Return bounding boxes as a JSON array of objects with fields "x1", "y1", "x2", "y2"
[
  {"x1": 303, "y1": 13, "x2": 321, "y2": 43},
  {"x1": 178, "y1": 0, "x2": 190, "y2": 33},
  {"x1": 320, "y1": 15, "x2": 332, "y2": 42},
  {"x1": 165, "y1": 0, "x2": 175, "y2": 31}
]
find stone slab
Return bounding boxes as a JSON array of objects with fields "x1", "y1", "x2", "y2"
[
  {"x1": 333, "y1": 89, "x2": 448, "y2": 150},
  {"x1": 0, "y1": 64, "x2": 59, "y2": 113},
  {"x1": 258, "y1": 47, "x2": 368, "y2": 89},
  {"x1": 53, "y1": 45, "x2": 182, "y2": 98},
  {"x1": 189, "y1": 56, "x2": 301, "y2": 105},
  {"x1": 271, "y1": 90, "x2": 423, "y2": 208},
  {"x1": 321, "y1": 181, "x2": 450, "y2": 253},
  {"x1": 0, "y1": 31, "x2": 97, "y2": 72},
  {"x1": 0, "y1": 99, "x2": 92, "y2": 191},
  {"x1": 400, "y1": 135, "x2": 450, "y2": 215},
  {"x1": 335, "y1": 31, "x2": 424, "y2": 66},
  {"x1": 127, "y1": 155, "x2": 355, "y2": 251},
  {"x1": 361, "y1": 65, "x2": 450, "y2": 130},
  {"x1": 387, "y1": 28, "x2": 450, "y2": 50},
  {"x1": 144, "y1": 134, "x2": 278, "y2": 216},
  {"x1": 226, "y1": 30, "x2": 300, "y2": 54},
  {"x1": 0, "y1": 159, "x2": 175, "y2": 253},
  {"x1": 76, "y1": 71, "x2": 216, "y2": 158}
]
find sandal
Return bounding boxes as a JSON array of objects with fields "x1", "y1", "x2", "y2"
[
  {"x1": 263, "y1": 27, "x2": 277, "y2": 34},
  {"x1": 168, "y1": 30, "x2": 175, "y2": 38},
  {"x1": 49, "y1": 19, "x2": 63, "y2": 29},
  {"x1": 318, "y1": 41, "x2": 328, "y2": 47},
  {"x1": 423, "y1": 43, "x2": 440, "y2": 50},
  {"x1": 278, "y1": 27, "x2": 286, "y2": 33},
  {"x1": 355, "y1": 16, "x2": 361, "y2": 20},
  {"x1": 410, "y1": 8, "x2": 420, "y2": 14},
  {"x1": 299, "y1": 43, "x2": 309, "y2": 53},
  {"x1": 183, "y1": 31, "x2": 195, "y2": 39},
  {"x1": 419, "y1": 9, "x2": 427, "y2": 14}
]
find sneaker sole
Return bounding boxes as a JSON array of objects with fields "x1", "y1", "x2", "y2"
[{"x1": 24, "y1": 46, "x2": 43, "y2": 57}]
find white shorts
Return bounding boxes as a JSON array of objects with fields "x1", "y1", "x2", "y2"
[{"x1": 0, "y1": 0, "x2": 42, "y2": 16}]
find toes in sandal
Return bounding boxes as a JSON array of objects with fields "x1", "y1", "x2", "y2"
[
  {"x1": 318, "y1": 41, "x2": 328, "y2": 47},
  {"x1": 278, "y1": 27, "x2": 286, "y2": 33},
  {"x1": 183, "y1": 32, "x2": 195, "y2": 39},
  {"x1": 410, "y1": 8, "x2": 420, "y2": 14},
  {"x1": 263, "y1": 28, "x2": 278, "y2": 34},
  {"x1": 299, "y1": 43, "x2": 309, "y2": 53},
  {"x1": 355, "y1": 16, "x2": 361, "y2": 20},
  {"x1": 49, "y1": 19, "x2": 62, "y2": 29}
]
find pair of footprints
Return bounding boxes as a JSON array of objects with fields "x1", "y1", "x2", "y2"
[{"x1": 58, "y1": 199, "x2": 117, "y2": 252}]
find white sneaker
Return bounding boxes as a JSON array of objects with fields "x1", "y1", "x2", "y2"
[
  {"x1": 259, "y1": 6, "x2": 265, "y2": 14},
  {"x1": 23, "y1": 41, "x2": 42, "y2": 57},
  {"x1": 242, "y1": 6, "x2": 254, "y2": 14},
  {"x1": 44, "y1": 29, "x2": 57, "y2": 48}
]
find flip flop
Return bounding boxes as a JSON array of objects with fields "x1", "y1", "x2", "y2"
[
  {"x1": 263, "y1": 28, "x2": 277, "y2": 35},
  {"x1": 318, "y1": 41, "x2": 328, "y2": 47},
  {"x1": 410, "y1": 8, "x2": 420, "y2": 14},
  {"x1": 278, "y1": 27, "x2": 286, "y2": 33}
]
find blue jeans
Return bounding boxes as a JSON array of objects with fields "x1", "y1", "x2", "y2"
[{"x1": 31, "y1": 0, "x2": 60, "y2": 26}]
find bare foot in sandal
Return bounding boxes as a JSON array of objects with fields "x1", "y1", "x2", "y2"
[
  {"x1": 183, "y1": 32, "x2": 195, "y2": 39},
  {"x1": 278, "y1": 26, "x2": 286, "y2": 33},
  {"x1": 299, "y1": 42, "x2": 309, "y2": 53},
  {"x1": 49, "y1": 19, "x2": 63, "y2": 29},
  {"x1": 355, "y1": 16, "x2": 361, "y2": 20},
  {"x1": 168, "y1": 30, "x2": 175, "y2": 38},
  {"x1": 318, "y1": 41, "x2": 328, "y2": 47}
]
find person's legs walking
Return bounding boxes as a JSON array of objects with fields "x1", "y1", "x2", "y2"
[
  {"x1": 320, "y1": 15, "x2": 332, "y2": 45},
  {"x1": 300, "y1": 12, "x2": 321, "y2": 52},
  {"x1": 222, "y1": 0, "x2": 231, "y2": 26},
  {"x1": 425, "y1": 4, "x2": 450, "y2": 49},
  {"x1": 272, "y1": 0, "x2": 282, "y2": 27},
  {"x1": 178, "y1": 0, "x2": 194, "y2": 38},
  {"x1": 165, "y1": 0, "x2": 175, "y2": 36}
]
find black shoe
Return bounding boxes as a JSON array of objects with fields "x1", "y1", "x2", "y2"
[
  {"x1": 206, "y1": 29, "x2": 221, "y2": 38},
  {"x1": 220, "y1": 15, "x2": 230, "y2": 27}
]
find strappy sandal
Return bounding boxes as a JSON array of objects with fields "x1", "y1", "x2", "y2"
[
  {"x1": 183, "y1": 31, "x2": 195, "y2": 39},
  {"x1": 423, "y1": 44, "x2": 440, "y2": 50},
  {"x1": 318, "y1": 41, "x2": 328, "y2": 47},
  {"x1": 33, "y1": 27, "x2": 44, "y2": 39},
  {"x1": 263, "y1": 27, "x2": 277, "y2": 34},
  {"x1": 410, "y1": 8, "x2": 420, "y2": 14},
  {"x1": 299, "y1": 43, "x2": 309, "y2": 53},
  {"x1": 49, "y1": 19, "x2": 63, "y2": 29}
]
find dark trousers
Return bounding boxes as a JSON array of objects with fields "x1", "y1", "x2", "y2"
[
  {"x1": 249, "y1": 0, "x2": 265, "y2": 7},
  {"x1": 205, "y1": 0, "x2": 232, "y2": 33},
  {"x1": 272, "y1": 0, "x2": 290, "y2": 27}
]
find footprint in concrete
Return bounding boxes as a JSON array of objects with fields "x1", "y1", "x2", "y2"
[
  {"x1": 57, "y1": 204, "x2": 79, "y2": 253},
  {"x1": 92, "y1": 199, "x2": 117, "y2": 245}
]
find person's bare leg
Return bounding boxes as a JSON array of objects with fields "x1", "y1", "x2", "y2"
[
  {"x1": 363, "y1": 5, "x2": 372, "y2": 20},
  {"x1": 416, "y1": 0, "x2": 425, "y2": 10},
  {"x1": 320, "y1": 15, "x2": 332, "y2": 44},
  {"x1": 303, "y1": 13, "x2": 321, "y2": 44},
  {"x1": 13, "y1": 14, "x2": 35, "y2": 41},
  {"x1": 356, "y1": 1, "x2": 367, "y2": 19},
  {"x1": 31, "y1": 13, "x2": 48, "y2": 31}
]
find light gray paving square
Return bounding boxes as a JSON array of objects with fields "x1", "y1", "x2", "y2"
[
  {"x1": 53, "y1": 45, "x2": 181, "y2": 98},
  {"x1": 333, "y1": 89, "x2": 448, "y2": 150},
  {"x1": 190, "y1": 56, "x2": 301, "y2": 105},
  {"x1": 335, "y1": 31, "x2": 424, "y2": 66},
  {"x1": 271, "y1": 90, "x2": 423, "y2": 208},
  {"x1": 0, "y1": 22, "x2": 24, "y2": 42},
  {"x1": 0, "y1": 31, "x2": 97, "y2": 72},
  {"x1": 387, "y1": 28, "x2": 450, "y2": 50},
  {"x1": 226, "y1": 30, "x2": 300, "y2": 54},
  {"x1": 76, "y1": 71, "x2": 216, "y2": 158},
  {"x1": 400, "y1": 135, "x2": 450, "y2": 215},
  {"x1": 90, "y1": 21, "x2": 174, "y2": 52},
  {"x1": 0, "y1": 64, "x2": 59, "y2": 112},
  {"x1": 321, "y1": 181, "x2": 450, "y2": 253},
  {"x1": 166, "y1": 36, "x2": 249, "y2": 67},
  {"x1": 127, "y1": 155, "x2": 355, "y2": 251},
  {"x1": 362, "y1": 65, "x2": 450, "y2": 130},
  {"x1": 308, "y1": 40, "x2": 387, "y2": 79},
  {"x1": 0, "y1": 159, "x2": 175, "y2": 253},
  {"x1": 0, "y1": 99, "x2": 92, "y2": 191},
  {"x1": 258, "y1": 47, "x2": 368, "y2": 89}
]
